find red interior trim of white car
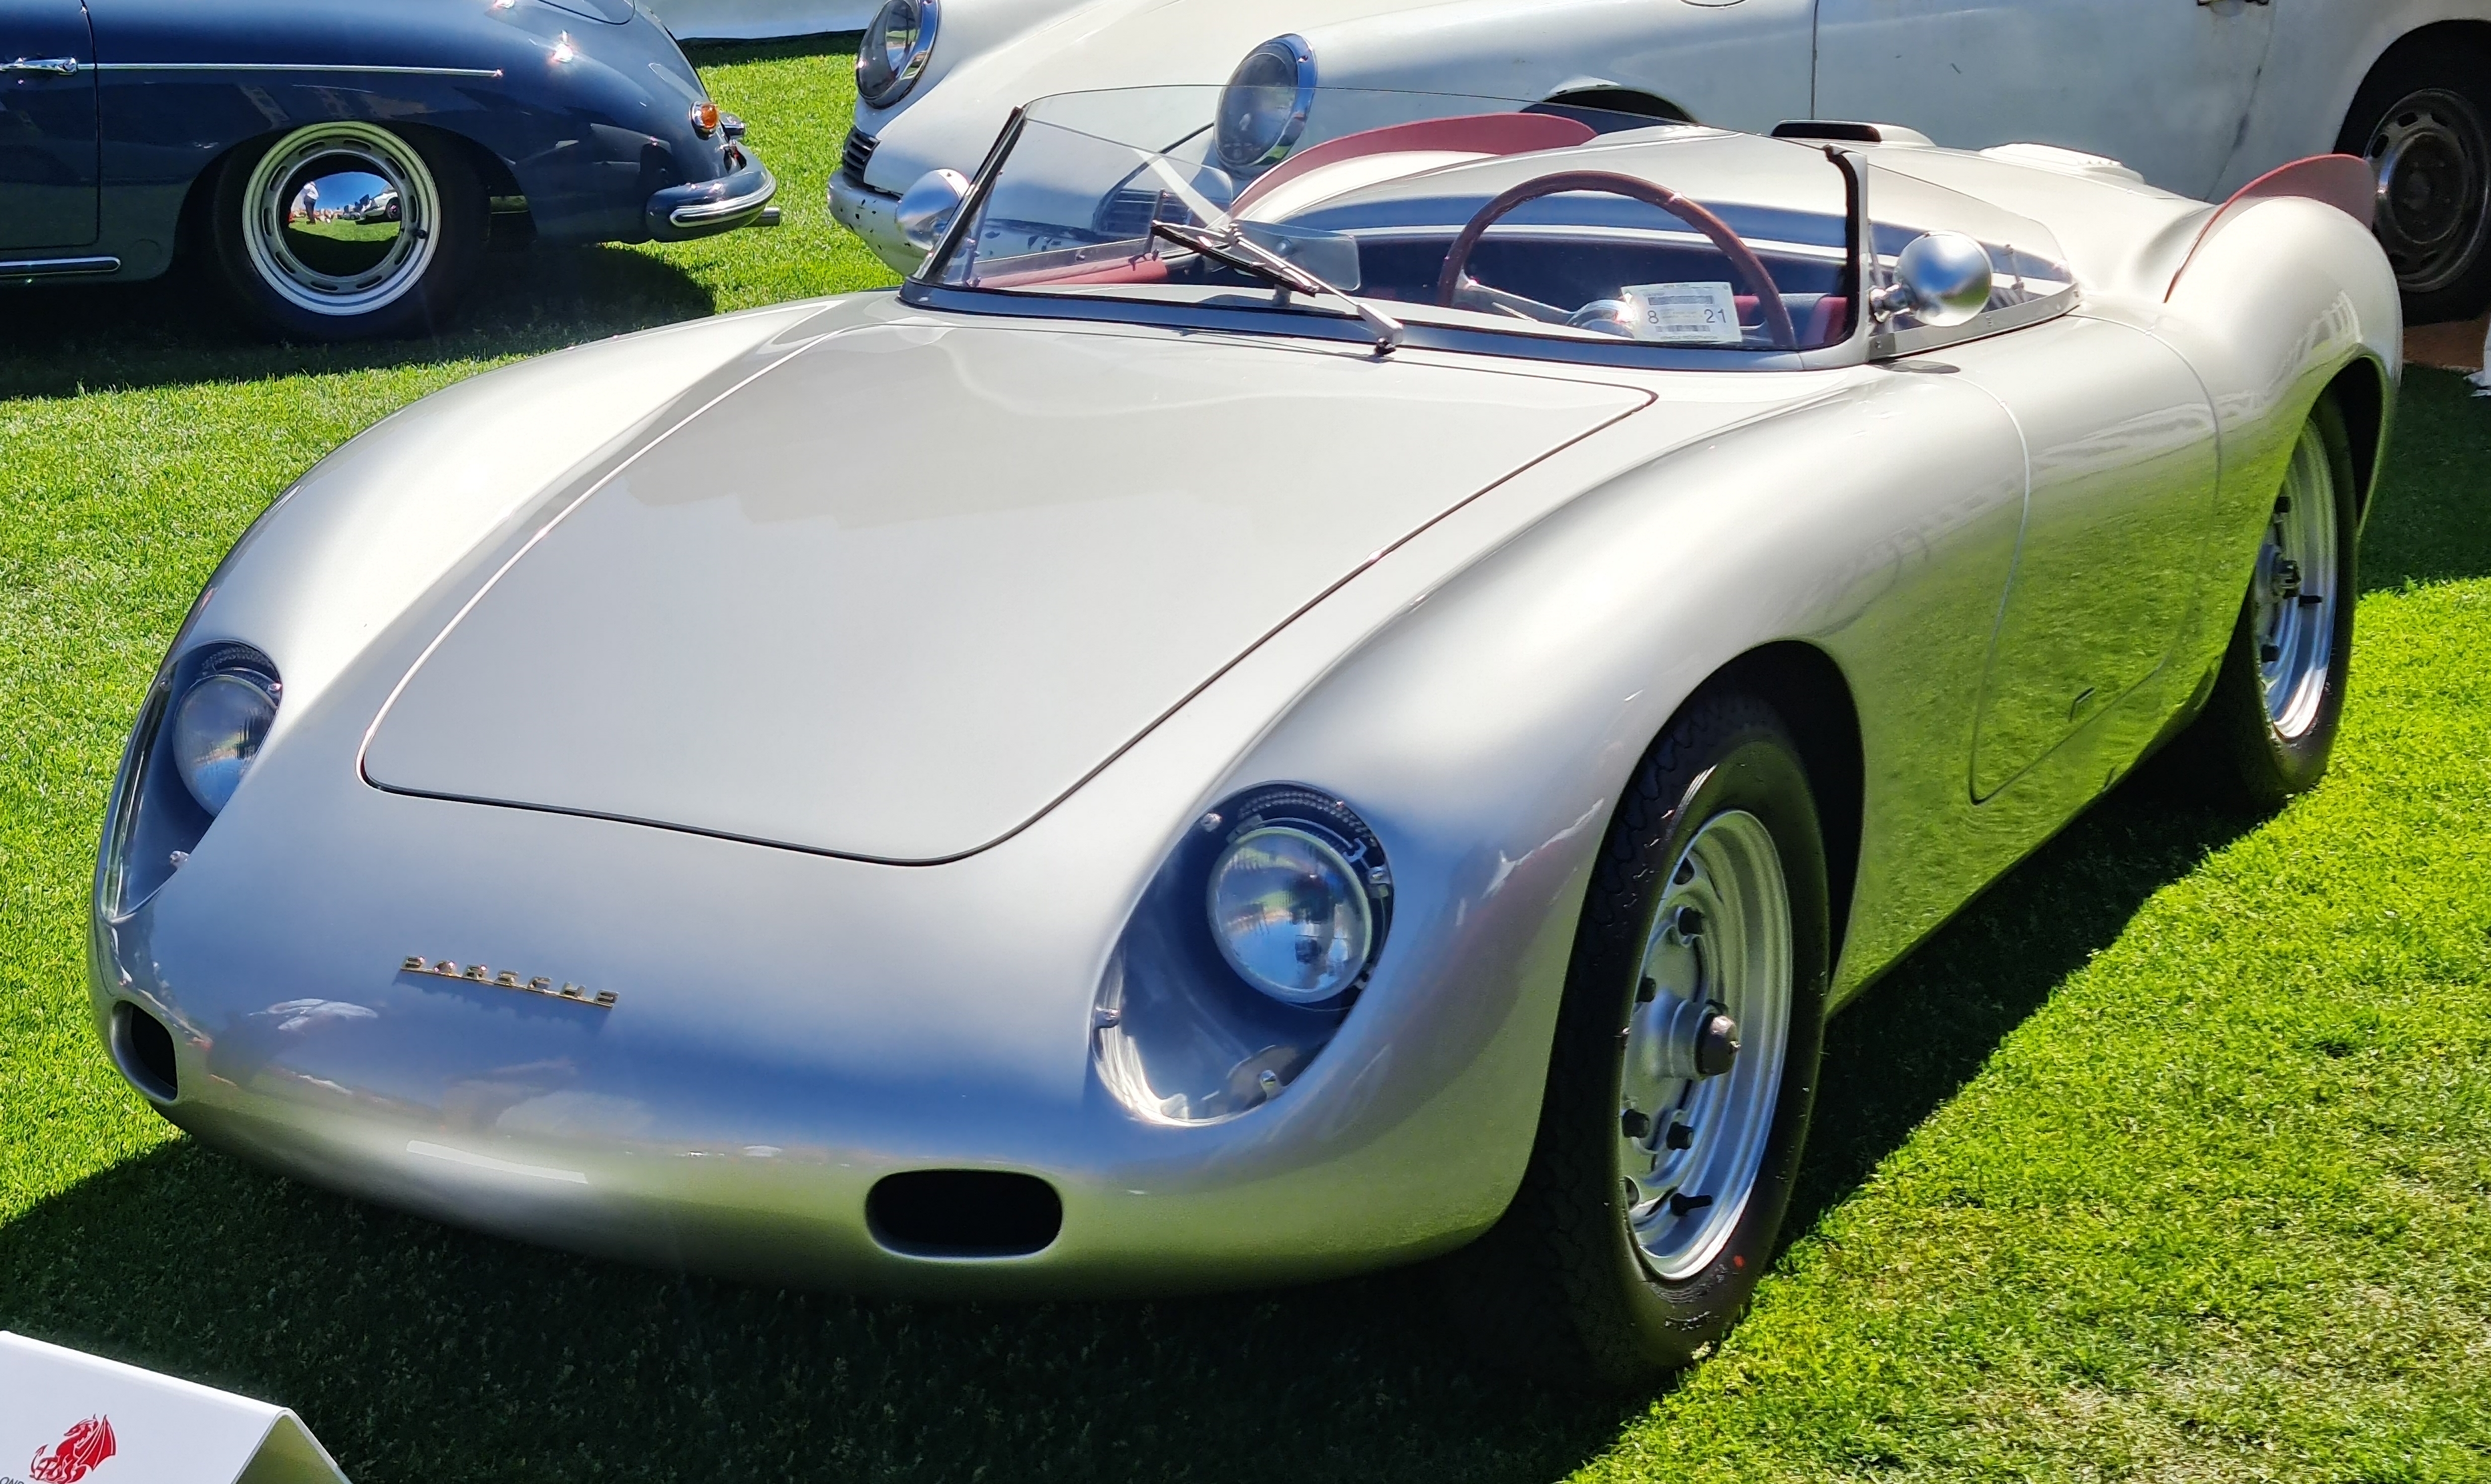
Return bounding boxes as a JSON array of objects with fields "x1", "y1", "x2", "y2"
[
  {"x1": 1230, "y1": 113, "x2": 1599, "y2": 216},
  {"x1": 975, "y1": 254, "x2": 1173, "y2": 290},
  {"x1": 2165, "y1": 154, "x2": 2375, "y2": 301}
]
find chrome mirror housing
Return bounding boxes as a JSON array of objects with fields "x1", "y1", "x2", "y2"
[
  {"x1": 896, "y1": 167, "x2": 969, "y2": 253},
  {"x1": 1870, "y1": 230, "x2": 1994, "y2": 327}
]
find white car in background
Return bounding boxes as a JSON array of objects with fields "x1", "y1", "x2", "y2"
[{"x1": 830, "y1": 0, "x2": 2491, "y2": 319}]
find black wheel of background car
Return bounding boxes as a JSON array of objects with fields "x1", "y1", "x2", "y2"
[
  {"x1": 2337, "y1": 37, "x2": 2491, "y2": 322},
  {"x1": 2187, "y1": 398, "x2": 2360, "y2": 810},
  {"x1": 1444, "y1": 691, "x2": 1830, "y2": 1388},
  {"x1": 209, "y1": 122, "x2": 485, "y2": 341}
]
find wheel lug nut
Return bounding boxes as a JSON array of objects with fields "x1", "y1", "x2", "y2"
[
  {"x1": 1694, "y1": 1012, "x2": 1741, "y2": 1079},
  {"x1": 1621, "y1": 1108, "x2": 1651, "y2": 1139},
  {"x1": 1675, "y1": 906, "x2": 1704, "y2": 938},
  {"x1": 2260, "y1": 642, "x2": 2282, "y2": 663},
  {"x1": 1665, "y1": 1121, "x2": 1693, "y2": 1150}
]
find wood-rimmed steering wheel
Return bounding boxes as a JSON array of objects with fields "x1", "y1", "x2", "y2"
[{"x1": 1432, "y1": 169, "x2": 1798, "y2": 350}]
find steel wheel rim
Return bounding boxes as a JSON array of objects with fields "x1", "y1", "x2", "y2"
[
  {"x1": 240, "y1": 123, "x2": 440, "y2": 318},
  {"x1": 2363, "y1": 86, "x2": 2491, "y2": 295},
  {"x1": 1616, "y1": 807, "x2": 1792, "y2": 1282},
  {"x1": 2252, "y1": 422, "x2": 2340, "y2": 740}
]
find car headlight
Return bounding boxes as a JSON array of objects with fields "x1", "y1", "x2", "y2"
[
  {"x1": 856, "y1": 0, "x2": 939, "y2": 110},
  {"x1": 169, "y1": 648, "x2": 281, "y2": 815},
  {"x1": 1092, "y1": 784, "x2": 1391, "y2": 1123},
  {"x1": 1208, "y1": 825, "x2": 1372, "y2": 1004},
  {"x1": 1215, "y1": 35, "x2": 1316, "y2": 175}
]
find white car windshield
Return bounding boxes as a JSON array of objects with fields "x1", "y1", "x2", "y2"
[{"x1": 924, "y1": 86, "x2": 2073, "y2": 358}]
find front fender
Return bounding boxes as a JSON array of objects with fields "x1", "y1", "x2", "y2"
[{"x1": 1111, "y1": 362, "x2": 2026, "y2": 1229}]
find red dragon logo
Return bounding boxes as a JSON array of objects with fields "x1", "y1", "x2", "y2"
[{"x1": 27, "y1": 1415, "x2": 116, "y2": 1483}]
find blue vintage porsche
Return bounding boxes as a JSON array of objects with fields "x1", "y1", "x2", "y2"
[{"x1": 0, "y1": 0, "x2": 778, "y2": 338}]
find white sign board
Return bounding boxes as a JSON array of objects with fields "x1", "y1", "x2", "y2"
[
  {"x1": 0, "y1": 1333, "x2": 348, "y2": 1484},
  {"x1": 1620, "y1": 281, "x2": 1744, "y2": 345}
]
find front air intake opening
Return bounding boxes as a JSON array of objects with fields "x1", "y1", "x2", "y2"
[
  {"x1": 866, "y1": 1170, "x2": 1063, "y2": 1258},
  {"x1": 111, "y1": 1001, "x2": 180, "y2": 1102}
]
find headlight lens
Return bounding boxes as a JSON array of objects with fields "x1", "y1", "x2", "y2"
[
  {"x1": 1215, "y1": 35, "x2": 1316, "y2": 175},
  {"x1": 170, "y1": 657, "x2": 280, "y2": 815},
  {"x1": 856, "y1": 0, "x2": 939, "y2": 109},
  {"x1": 1207, "y1": 812, "x2": 1382, "y2": 1006}
]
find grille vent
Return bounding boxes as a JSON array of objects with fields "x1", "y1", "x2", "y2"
[{"x1": 840, "y1": 127, "x2": 879, "y2": 185}]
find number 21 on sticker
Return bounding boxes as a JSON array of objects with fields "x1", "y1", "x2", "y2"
[{"x1": 1620, "y1": 282, "x2": 1743, "y2": 345}]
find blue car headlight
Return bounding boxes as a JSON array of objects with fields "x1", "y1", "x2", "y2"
[{"x1": 1094, "y1": 784, "x2": 1391, "y2": 1123}]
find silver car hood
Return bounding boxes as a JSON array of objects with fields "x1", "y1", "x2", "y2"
[{"x1": 362, "y1": 320, "x2": 1649, "y2": 862}]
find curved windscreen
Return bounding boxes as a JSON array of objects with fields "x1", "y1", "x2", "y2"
[{"x1": 928, "y1": 86, "x2": 1867, "y2": 354}]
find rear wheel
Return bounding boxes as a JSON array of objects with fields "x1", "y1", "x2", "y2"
[
  {"x1": 209, "y1": 122, "x2": 485, "y2": 341},
  {"x1": 1446, "y1": 692, "x2": 1830, "y2": 1387},
  {"x1": 2338, "y1": 40, "x2": 2491, "y2": 323},
  {"x1": 2190, "y1": 400, "x2": 2360, "y2": 809}
]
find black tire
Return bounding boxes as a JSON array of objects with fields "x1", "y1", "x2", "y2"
[
  {"x1": 1444, "y1": 691, "x2": 1832, "y2": 1388},
  {"x1": 2189, "y1": 398, "x2": 2361, "y2": 810},
  {"x1": 209, "y1": 122, "x2": 485, "y2": 341},
  {"x1": 2337, "y1": 36, "x2": 2491, "y2": 323}
]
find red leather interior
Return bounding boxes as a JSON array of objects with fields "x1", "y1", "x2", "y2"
[{"x1": 975, "y1": 255, "x2": 1173, "y2": 290}]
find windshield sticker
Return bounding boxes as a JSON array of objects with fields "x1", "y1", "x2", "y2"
[{"x1": 1622, "y1": 282, "x2": 1742, "y2": 345}]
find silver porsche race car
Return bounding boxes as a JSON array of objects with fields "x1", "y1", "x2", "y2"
[{"x1": 91, "y1": 89, "x2": 2396, "y2": 1384}]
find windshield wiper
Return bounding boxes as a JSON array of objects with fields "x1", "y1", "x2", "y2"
[{"x1": 1151, "y1": 219, "x2": 1404, "y2": 355}]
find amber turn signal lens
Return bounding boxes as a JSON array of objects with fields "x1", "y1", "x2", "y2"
[{"x1": 690, "y1": 101, "x2": 720, "y2": 137}]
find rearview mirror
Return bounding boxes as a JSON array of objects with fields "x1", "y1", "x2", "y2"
[
  {"x1": 897, "y1": 168, "x2": 970, "y2": 253},
  {"x1": 1870, "y1": 230, "x2": 1993, "y2": 327}
]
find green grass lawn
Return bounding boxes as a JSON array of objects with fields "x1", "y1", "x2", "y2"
[{"x1": 6, "y1": 37, "x2": 2490, "y2": 1483}]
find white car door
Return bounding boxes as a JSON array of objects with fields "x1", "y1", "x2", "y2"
[{"x1": 1812, "y1": 0, "x2": 2278, "y2": 199}]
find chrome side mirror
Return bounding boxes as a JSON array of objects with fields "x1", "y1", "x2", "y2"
[
  {"x1": 896, "y1": 167, "x2": 970, "y2": 253},
  {"x1": 1869, "y1": 230, "x2": 1993, "y2": 327}
]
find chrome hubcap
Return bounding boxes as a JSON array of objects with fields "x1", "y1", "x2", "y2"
[
  {"x1": 1617, "y1": 808, "x2": 1791, "y2": 1281},
  {"x1": 2251, "y1": 422, "x2": 2340, "y2": 741},
  {"x1": 241, "y1": 123, "x2": 439, "y2": 317},
  {"x1": 2364, "y1": 88, "x2": 2491, "y2": 295}
]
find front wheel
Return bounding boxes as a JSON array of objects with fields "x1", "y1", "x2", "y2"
[
  {"x1": 209, "y1": 122, "x2": 485, "y2": 341},
  {"x1": 1446, "y1": 692, "x2": 1831, "y2": 1387}
]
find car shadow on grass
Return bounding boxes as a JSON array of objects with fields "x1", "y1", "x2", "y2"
[
  {"x1": 0, "y1": 1145, "x2": 1631, "y2": 1483},
  {"x1": 2360, "y1": 367, "x2": 2491, "y2": 592},
  {"x1": 0, "y1": 242, "x2": 718, "y2": 402},
  {"x1": 1783, "y1": 748, "x2": 2264, "y2": 1249}
]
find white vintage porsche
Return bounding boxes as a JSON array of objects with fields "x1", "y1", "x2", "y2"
[
  {"x1": 93, "y1": 89, "x2": 2396, "y2": 1384},
  {"x1": 830, "y1": 0, "x2": 2491, "y2": 319}
]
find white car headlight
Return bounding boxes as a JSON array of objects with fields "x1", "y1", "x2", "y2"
[
  {"x1": 1207, "y1": 825, "x2": 1372, "y2": 1004},
  {"x1": 169, "y1": 650, "x2": 281, "y2": 815},
  {"x1": 1215, "y1": 35, "x2": 1316, "y2": 176},
  {"x1": 856, "y1": 0, "x2": 939, "y2": 110},
  {"x1": 1093, "y1": 784, "x2": 1392, "y2": 1122}
]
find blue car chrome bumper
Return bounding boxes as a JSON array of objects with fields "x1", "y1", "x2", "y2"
[{"x1": 647, "y1": 148, "x2": 780, "y2": 240}]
